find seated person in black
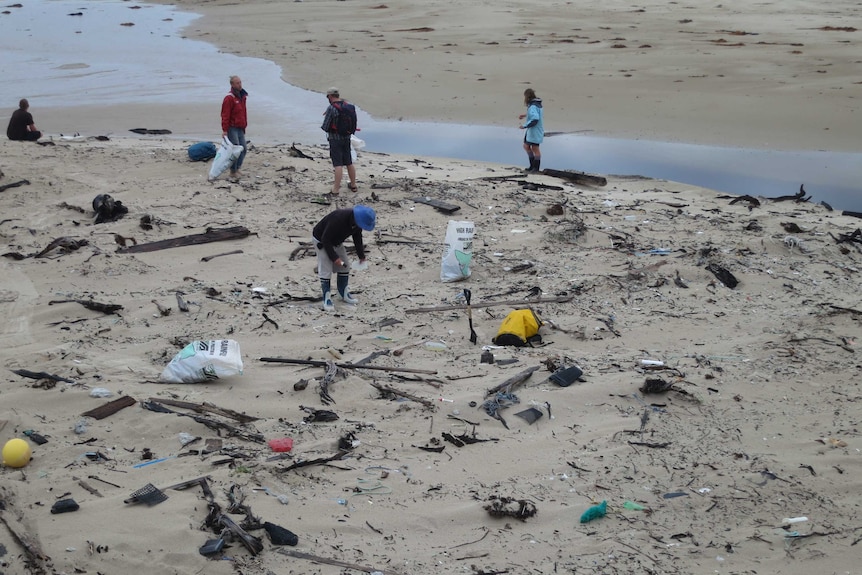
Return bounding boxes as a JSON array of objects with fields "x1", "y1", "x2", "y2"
[{"x1": 7, "y1": 99, "x2": 42, "y2": 141}]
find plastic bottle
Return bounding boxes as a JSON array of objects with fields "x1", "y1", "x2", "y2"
[
  {"x1": 424, "y1": 341, "x2": 447, "y2": 351},
  {"x1": 782, "y1": 516, "x2": 808, "y2": 525}
]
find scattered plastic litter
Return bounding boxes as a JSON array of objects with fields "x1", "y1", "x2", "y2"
[
  {"x1": 580, "y1": 500, "x2": 607, "y2": 523},
  {"x1": 663, "y1": 491, "x2": 688, "y2": 499},
  {"x1": 782, "y1": 516, "x2": 808, "y2": 525}
]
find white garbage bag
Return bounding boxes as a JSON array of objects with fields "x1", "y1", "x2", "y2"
[
  {"x1": 208, "y1": 136, "x2": 245, "y2": 181},
  {"x1": 440, "y1": 220, "x2": 475, "y2": 282},
  {"x1": 159, "y1": 339, "x2": 244, "y2": 383}
]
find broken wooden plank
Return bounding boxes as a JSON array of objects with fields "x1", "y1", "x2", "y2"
[
  {"x1": 259, "y1": 357, "x2": 437, "y2": 375},
  {"x1": 405, "y1": 294, "x2": 573, "y2": 314},
  {"x1": 146, "y1": 397, "x2": 259, "y2": 423},
  {"x1": 410, "y1": 196, "x2": 461, "y2": 214},
  {"x1": 80, "y1": 395, "x2": 136, "y2": 420},
  {"x1": 116, "y1": 226, "x2": 251, "y2": 254},
  {"x1": 541, "y1": 168, "x2": 607, "y2": 187}
]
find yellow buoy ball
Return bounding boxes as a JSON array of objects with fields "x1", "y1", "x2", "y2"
[{"x1": 2, "y1": 438, "x2": 32, "y2": 468}]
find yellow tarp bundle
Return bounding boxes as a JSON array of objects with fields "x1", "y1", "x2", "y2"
[{"x1": 492, "y1": 309, "x2": 543, "y2": 347}]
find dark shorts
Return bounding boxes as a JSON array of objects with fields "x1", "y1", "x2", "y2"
[
  {"x1": 329, "y1": 138, "x2": 352, "y2": 167},
  {"x1": 523, "y1": 135, "x2": 540, "y2": 146}
]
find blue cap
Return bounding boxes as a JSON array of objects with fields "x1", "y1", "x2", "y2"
[{"x1": 353, "y1": 205, "x2": 376, "y2": 231}]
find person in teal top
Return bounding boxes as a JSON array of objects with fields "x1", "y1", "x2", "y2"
[{"x1": 518, "y1": 88, "x2": 544, "y2": 172}]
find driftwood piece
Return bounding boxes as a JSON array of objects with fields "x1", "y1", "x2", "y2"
[
  {"x1": 705, "y1": 263, "x2": 739, "y2": 289},
  {"x1": 828, "y1": 305, "x2": 862, "y2": 316},
  {"x1": 410, "y1": 196, "x2": 461, "y2": 214},
  {"x1": 768, "y1": 185, "x2": 810, "y2": 203},
  {"x1": 369, "y1": 381, "x2": 437, "y2": 409},
  {"x1": 10, "y1": 369, "x2": 76, "y2": 384},
  {"x1": 842, "y1": 211, "x2": 862, "y2": 220},
  {"x1": 201, "y1": 249, "x2": 243, "y2": 262},
  {"x1": 0, "y1": 179, "x2": 30, "y2": 193},
  {"x1": 278, "y1": 450, "x2": 349, "y2": 472},
  {"x1": 80, "y1": 395, "x2": 136, "y2": 420},
  {"x1": 145, "y1": 397, "x2": 259, "y2": 423},
  {"x1": 266, "y1": 293, "x2": 321, "y2": 305},
  {"x1": 151, "y1": 299, "x2": 171, "y2": 316},
  {"x1": 405, "y1": 294, "x2": 572, "y2": 314},
  {"x1": 116, "y1": 226, "x2": 251, "y2": 254},
  {"x1": 260, "y1": 357, "x2": 438, "y2": 375},
  {"x1": 289, "y1": 241, "x2": 359, "y2": 260},
  {"x1": 540, "y1": 168, "x2": 608, "y2": 187},
  {"x1": 318, "y1": 361, "x2": 340, "y2": 405},
  {"x1": 0, "y1": 505, "x2": 50, "y2": 575},
  {"x1": 141, "y1": 400, "x2": 265, "y2": 443},
  {"x1": 163, "y1": 476, "x2": 215, "y2": 499},
  {"x1": 129, "y1": 128, "x2": 171, "y2": 135},
  {"x1": 485, "y1": 365, "x2": 542, "y2": 397},
  {"x1": 729, "y1": 195, "x2": 761, "y2": 209},
  {"x1": 217, "y1": 512, "x2": 263, "y2": 555},
  {"x1": 276, "y1": 548, "x2": 405, "y2": 575},
  {"x1": 48, "y1": 299, "x2": 123, "y2": 314},
  {"x1": 288, "y1": 144, "x2": 315, "y2": 160},
  {"x1": 33, "y1": 237, "x2": 89, "y2": 258},
  {"x1": 834, "y1": 228, "x2": 862, "y2": 244},
  {"x1": 376, "y1": 233, "x2": 426, "y2": 245},
  {"x1": 175, "y1": 292, "x2": 189, "y2": 312}
]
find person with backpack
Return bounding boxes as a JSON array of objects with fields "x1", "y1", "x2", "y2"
[
  {"x1": 321, "y1": 87, "x2": 358, "y2": 195},
  {"x1": 221, "y1": 75, "x2": 248, "y2": 181},
  {"x1": 518, "y1": 88, "x2": 544, "y2": 172}
]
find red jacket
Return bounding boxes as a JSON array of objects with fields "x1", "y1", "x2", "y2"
[{"x1": 221, "y1": 89, "x2": 248, "y2": 132}]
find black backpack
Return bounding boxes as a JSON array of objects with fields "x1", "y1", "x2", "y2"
[{"x1": 331, "y1": 101, "x2": 357, "y2": 136}]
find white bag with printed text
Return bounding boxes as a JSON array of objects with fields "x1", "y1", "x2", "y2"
[
  {"x1": 440, "y1": 220, "x2": 475, "y2": 282},
  {"x1": 159, "y1": 339, "x2": 244, "y2": 383}
]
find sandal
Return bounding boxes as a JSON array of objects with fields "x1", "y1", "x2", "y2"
[{"x1": 348, "y1": 183, "x2": 358, "y2": 193}]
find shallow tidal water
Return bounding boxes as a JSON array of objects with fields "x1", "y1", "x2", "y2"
[{"x1": 1, "y1": 0, "x2": 859, "y2": 212}]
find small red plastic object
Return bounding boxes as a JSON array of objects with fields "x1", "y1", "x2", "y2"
[{"x1": 268, "y1": 437, "x2": 294, "y2": 453}]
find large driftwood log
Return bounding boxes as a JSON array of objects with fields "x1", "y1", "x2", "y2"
[
  {"x1": 540, "y1": 168, "x2": 607, "y2": 187},
  {"x1": 117, "y1": 226, "x2": 250, "y2": 254}
]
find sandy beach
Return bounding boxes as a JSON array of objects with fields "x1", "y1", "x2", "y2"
[{"x1": 2, "y1": 1, "x2": 862, "y2": 575}]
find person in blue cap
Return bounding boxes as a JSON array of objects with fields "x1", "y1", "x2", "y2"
[{"x1": 312, "y1": 205, "x2": 376, "y2": 312}]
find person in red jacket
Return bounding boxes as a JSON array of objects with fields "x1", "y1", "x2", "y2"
[{"x1": 221, "y1": 75, "x2": 248, "y2": 181}]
